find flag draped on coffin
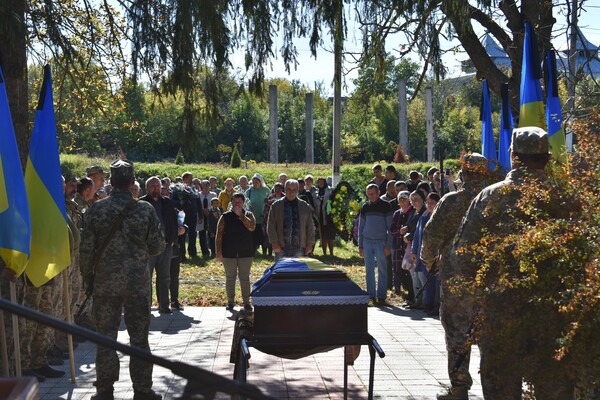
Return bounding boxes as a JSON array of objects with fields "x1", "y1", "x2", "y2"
[
  {"x1": 24, "y1": 65, "x2": 70, "y2": 287},
  {"x1": 498, "y1": 83, "x2": 514, "y2": 175},
  {"x1": 0, "y1": 65, "x2": 31, "y2": 276},
  {"x1": 480, "y1": 79, "x2": 497, "y2": 171},
  {"x1": 519, "y1": 22, "x2": 546, "y2": 129},
  {"x1": 543, "y1": 49, "x2": 568, "y2": 164}
]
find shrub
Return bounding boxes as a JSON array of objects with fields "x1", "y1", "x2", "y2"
[
  {"x1": 230, "y1": 144, "x2": 242, "y2": 168},
  {"x1": 175, "y1": 147, "x2": 185, "y2": 165}
]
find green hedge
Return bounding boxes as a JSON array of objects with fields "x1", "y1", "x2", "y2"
[{"x1": 60, "y1": 154, "x2": 461, "y2": 190}]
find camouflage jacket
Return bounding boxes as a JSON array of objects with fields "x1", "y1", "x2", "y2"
[
  {"x1": 421, "y1": 179, "x2": 485, "y2": 279},
  {"x1": 79, "y1": 188, "x2": 165, "y2": 297},
  {"x1": 451, "y1": 167, "x2": 547, "y2": 279}
]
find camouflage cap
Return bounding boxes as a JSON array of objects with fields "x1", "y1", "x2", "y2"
[
  {"x1": 86, "y1": 165, "x2": 104, "y2": 177},
  {"x1": 109, "y1": 159, "x2": 135, "y2": 180},
  {"x1": 511, "y1": 127, "x2": 549, "y2": 155},
  {"x1": 462, "y1": 152, "x2": 488, "y2": 173}
]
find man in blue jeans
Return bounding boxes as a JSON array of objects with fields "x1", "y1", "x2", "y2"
[{"x1": 359, "y1": 183, "x2": 394, "y2": 305}]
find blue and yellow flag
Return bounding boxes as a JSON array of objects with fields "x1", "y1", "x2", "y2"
[
  {"x1": 498, "y1": 83, "x2": 514, "y2": 175},
  {"x1": 480, "y1": 79, "x2": 497, "y2": 171},
  {"x1": 24, "y1": 65, "x2": 70, "y2": 287},
  {"x1": 543, "y1": 49, "x2": 568, "y2": 164},
  {"x1": 519, "y1": 22, "x2": 546, "y2": 129},
  {"x1": 0, "y1": 65, "x2": 31, "y2": 275}
]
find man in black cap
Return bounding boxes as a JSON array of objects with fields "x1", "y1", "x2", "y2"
[{"x1": 80, "y1": 160, "x2": 165, "y2": 400}]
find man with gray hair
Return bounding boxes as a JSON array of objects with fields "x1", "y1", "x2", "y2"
[
  {"x1": 140, "y1": 177, "x2": 179, "y2": 314},
  {"x1": 267, "y1": 179, "x2": 315, "y2": 260}
]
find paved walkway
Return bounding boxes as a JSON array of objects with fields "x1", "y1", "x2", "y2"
[{"x1": 37, "y1": 306, "x2": 483, "y2": 399}]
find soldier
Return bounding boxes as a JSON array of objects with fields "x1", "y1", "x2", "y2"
[
  {"x1": 86, "y1": 165, "x2": 106, "y2": 204},
  {"x1": 80, "y1": 160, "x2": 165, "y2": 400},
  {"x1": 452, "y1": 128, "x2": 574, "y2": 400},
  {"x1": 420, "y1": 153, "x2": 489, "y2": 400}
]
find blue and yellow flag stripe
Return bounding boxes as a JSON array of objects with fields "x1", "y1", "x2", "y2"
[
  {"x1": 544, "y1": 50, "x2": 568, "y2": 164},
  {"x1": 481, "y1": 79, "x2": 497, "y2": 171},
  {"x1": 0, "y1": 65, "x2": 31, "y2": 275},
  {"x1": 24, "y1": 65, "x2": 70, "y2": 287},
  {"x1": 519, "y1": 22, "x2": 546, "y2": 129}
]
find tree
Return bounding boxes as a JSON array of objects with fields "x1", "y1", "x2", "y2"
[{"x1": 357, "y1": 0, "x2": 579, "y2": 114}]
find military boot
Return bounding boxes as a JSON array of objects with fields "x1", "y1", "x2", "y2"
[{"x1": 437, "y1": 386, "x2": 469, "y2": 400}]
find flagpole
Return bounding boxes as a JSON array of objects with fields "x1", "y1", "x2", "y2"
[
  {"x1": 62, "y1": 270, "x2": 76, "y2": 383},
  {"x1": 0, "y1": 286, "x2": 9, "y2": 376},
  {"x1": 9, "y1": 281, "x2": 21, "y2": 377}
]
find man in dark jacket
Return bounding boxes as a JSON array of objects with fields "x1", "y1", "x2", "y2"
[{"x1": 141, "y1": 176, "x2": 179, "y2": 314}]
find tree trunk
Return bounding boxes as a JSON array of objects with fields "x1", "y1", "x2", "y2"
[{"x1": 0, "y1": 0, "x2": 29, "y2": 169}]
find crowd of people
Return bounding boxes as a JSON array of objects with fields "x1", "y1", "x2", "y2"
[{"x1": 0, "y1": 126, "x2": 572, "y2": 400}]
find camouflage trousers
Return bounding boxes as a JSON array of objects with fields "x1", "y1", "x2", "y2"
[
  {"x1": 92, "y1": 295, "x2": 153, "y2": 392},
  {"x1": 21, "y1": 281, "x2": 54, "y2": 369},
  {"x1": 439, "y1": 283, "x2": 475, "y2": 390},
  {"x1": 478, "y1": 300, "x2": 575, "y2": 400}
]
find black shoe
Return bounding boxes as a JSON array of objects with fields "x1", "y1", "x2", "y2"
[
  {"x1": 158, "y1": 308, "x2": 172, "y2": 314},
  {"x1": 226, "y1": 303, "x2": 234, "y2": 311},
  {"x1": 91, "y1": 391, "x2": 115, "y2": 400},
  {"x1": 243, "y1": 303, "x2": 253, "y2": 312},
  {"x1": 22, "y1": 369, "x2": 46, "y2": 382},
  {"x1": 427, "y1": 309, "x2": 440, "y2": 317},
  {"x1": 133, "y1": 389, "x2": 162, "y2": 400},
  {"x1": 33, "y1": 364, "x2": 66, "y2": 378},
  {"x1": 171, "y1": 301, "x2": 184, "y2": 311}
]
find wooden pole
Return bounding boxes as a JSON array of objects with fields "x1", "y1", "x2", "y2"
[
  {"x1": 0, "y1": 286, "x2": 9, "y2": 376},
  {"x1": 9, "y1": 281, "x2": 21, "y2": 377},
  {"x1": 62, "y1": 270, "x2": 76, "y2": 383}
]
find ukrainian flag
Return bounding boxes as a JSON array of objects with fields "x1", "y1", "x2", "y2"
[
  {"x1": 543, "y1": 49, "x2": 567, "y2": 164},
  {"x1": 519, "y1": 22, "x2": 546, "y2": 129},
  {"x1": 0, "y1": 65, "x2": 31, "y2": 275},
  {"x1": 24, "y1": 65, "x2": 70, "y2": 287},
  {"x1": 480, "y1": 79, "x2": 497, "y2": 171},
  {"x1": 498, "y1": 83, "x2": 514, "y2": 174}
]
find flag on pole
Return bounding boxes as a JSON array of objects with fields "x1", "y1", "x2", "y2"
[
  {"x1": 498, "y1": 83, "x2": 514, "y2": 175},
  {"x1": 519, "y1": 22, "x2": 546, "y2": 129},
  {"x1": 543, "y1": 49, "x2": 568, "y2": 164},
  {"x1": 480, "y1": 79, "x2": 497, "y2": 171},
  {"x1": 0, "y1": 65, "x2": 31, "y2": 276},
  {"x1": 24, "y1": 65, "x2": 70, "y2": 287}
]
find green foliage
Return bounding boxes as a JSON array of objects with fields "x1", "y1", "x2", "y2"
[
  {"x1": 230, "y1": 143, "x2": 242, "y2": 168},
  {"x1": 175, "y1": 147, "x2": 185, "y2": 165},
  {"x1": 451, "y1": 110, "x2": 600, "y2": 395}
]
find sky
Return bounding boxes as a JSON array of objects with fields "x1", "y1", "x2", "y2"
[{"x1": 237, "y1": 3, "x2": 600, "y2": 96}]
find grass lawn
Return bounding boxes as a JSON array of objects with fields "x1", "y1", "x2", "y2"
[{"x1": 168, "y1": 239, "x2": 406, "y2": 308}]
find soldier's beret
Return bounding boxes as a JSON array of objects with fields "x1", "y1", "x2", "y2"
[
  {"x1": 86, "y1": 165, "x2": 105, "y2": 176},
  {"x1": 109, "y1": 159, "x2": 135, "y2": 180},
  {"x1": 511, "y1": 127, "x2": 549, "y2": 155}
]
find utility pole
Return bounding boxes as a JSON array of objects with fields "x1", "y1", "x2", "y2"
[{"x1": 331, "y1": 0, "x2": 342, "y2": 186}]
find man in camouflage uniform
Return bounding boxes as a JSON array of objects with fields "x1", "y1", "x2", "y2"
[
  {"x1": 452, "y1": 127, "x2": 575, "y2": 400},
  {"x1": 420, "y1": 153, "x2": 489, "y2": 400},
  {"x1": 80, "y1": 160, "x2": 165, "y2": 400}
]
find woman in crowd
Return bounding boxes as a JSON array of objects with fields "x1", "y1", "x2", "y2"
[
  {"x1": 403, "y1": 190, "x2": 426, "y2": 308},
  {"x1": 218, "y1": 178, "x2": 236, "y2": 211},
  {"x1": 216, "y1": 193, "x2": 256, "y2": 312},
  {"x1": 315, "y1": 177, "x2": 335, "y2": 256},
  {"x1": 411, "y1": 192, "x2": 440, "y2": 315},
  {"x1": 245, "y1": 173, "x2": 271, "y2": 255},
  {"x1": 390, "y1": 190, "x2": 416, "y2": 303}
]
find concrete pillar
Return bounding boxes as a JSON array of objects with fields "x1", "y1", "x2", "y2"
[
  {"x1": 425, "y1": 87, "x2": 434, "y2": 162},
  {"x1": 305, "y1": 92, "x2": 314, "y2": 163},
  {"x1": 269, "y1": 84, "x2": 278, "y2": 163},
  {"x1": 398, "y1": 79, "x2": 409, "y2": 155},
  {"x1": 331, "y1": 3, "x2": 343, "y2": 187}
]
